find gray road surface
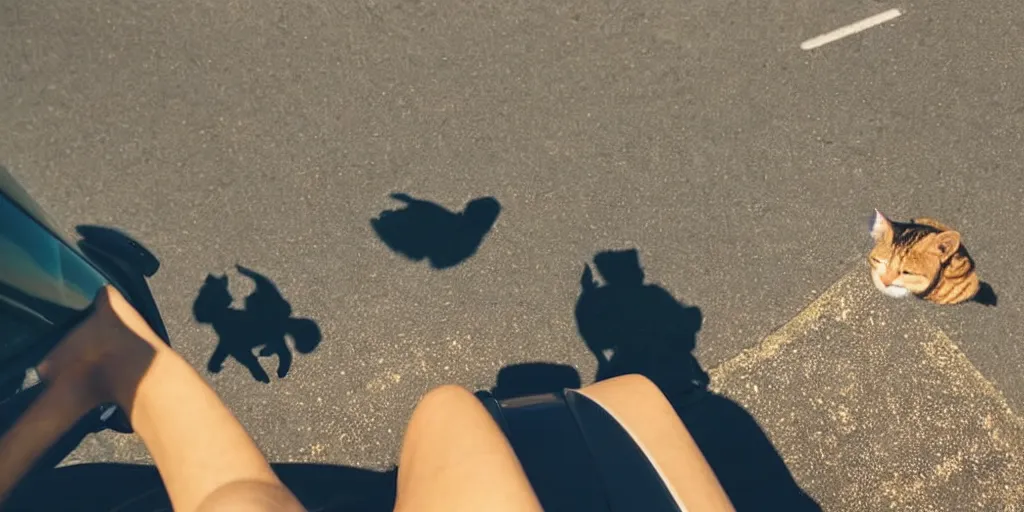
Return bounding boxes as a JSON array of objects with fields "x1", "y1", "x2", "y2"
[{"x1": 3, "y1": 0, "x2": 1023, "y2": 507}]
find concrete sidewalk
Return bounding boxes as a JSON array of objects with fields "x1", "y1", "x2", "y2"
[{"x1": 707, "y1": 269, "x2": 1024, "y2": 510}]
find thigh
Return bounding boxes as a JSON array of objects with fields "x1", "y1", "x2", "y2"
[{"x1": 393, "y1": 385, "x2": 541, "y2": 512}]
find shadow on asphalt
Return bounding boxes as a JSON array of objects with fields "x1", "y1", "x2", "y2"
[
  {"x1": 974, "y1": 281, "x2": 998, "y2": 306},
  {"x1": 74, "y1": 225, "x2": 172, "y2": 348},
  {"x1": 194, "y1": 265, "x2": 322, "y2": 383},
  {"x1": 576, "y1": 249, "x2": 710, "y2": 394},
  {"x1": 4, "y1": 239, "x2": 814, "y2": 510},
  {"x1": 571, "y1": 248, "x2": 820, "y2": 511},
  {"x1": 370, "y1": 192, "x2": 501, "y2": 270},
  {"x1": 462, "y1": 249, "x2": 819, "y2": 511}
]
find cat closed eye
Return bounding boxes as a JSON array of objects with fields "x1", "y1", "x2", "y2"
[{"x1": 901, "y1": 270, "x2": 919, "y2": 276}]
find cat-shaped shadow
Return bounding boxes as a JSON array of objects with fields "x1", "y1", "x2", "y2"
[
  {"x1": 193, "y1": 265, "x2": 321, "y2": 383},
  {"x1": 370, "y1": 193, "x2": 501, "y2": 270}
]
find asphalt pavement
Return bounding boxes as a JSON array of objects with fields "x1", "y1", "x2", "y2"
[{"x1": 2, "y1": 0, "x2": 1023, "y2": 509}]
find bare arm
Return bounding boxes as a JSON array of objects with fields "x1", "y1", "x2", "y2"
[
  {"x1": 119, "y1": 331, "x2": 300, "y2": 511},
  {"x1": 0, "y1": 286, "x2": 303, "y2": 511}
]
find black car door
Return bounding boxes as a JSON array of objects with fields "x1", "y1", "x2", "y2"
[
  {"x1": 0, "y1": 167, "x2": 168, "y2": 438},
  {"x1": 0, "y1": 189, "x2": 111, "y2": 426}
]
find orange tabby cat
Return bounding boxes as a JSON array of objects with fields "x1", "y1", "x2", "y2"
[{"x1": 868, "y1": 210, "x2": 983, "y2": 305}]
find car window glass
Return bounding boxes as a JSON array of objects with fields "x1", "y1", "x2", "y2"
[{"x1": 0, "y1": 194, "x2": 108, "y2": 363}]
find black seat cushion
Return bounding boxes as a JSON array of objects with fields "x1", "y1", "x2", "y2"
[{"x1": 478, "y1": 390, "x2": 682, "y2": 512}]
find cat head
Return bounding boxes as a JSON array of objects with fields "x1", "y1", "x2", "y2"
[
  {"x1": 193, "y1": 274, "x2": 232, "y2": 322},
  {"x1": 463, "y1": 196, "x2": 502, "y2": 232},
  {"x1": 868, "y1": 210, "x2": 960, "y2": 298},
  {"x1": 593, "y1": 249, "x2": 645, "y2": 286}
]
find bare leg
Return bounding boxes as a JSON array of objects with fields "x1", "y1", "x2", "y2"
[{"x1": 393, "y1": 385, "x2": 542, "y2": 512}]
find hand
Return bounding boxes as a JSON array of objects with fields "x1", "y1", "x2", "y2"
[
  {"x1": 0, "y1": 286, "x2": 160, "y2": 501},
  {"x1": 37, "y1": 286, "x2": 160, "y2": 413},
  {"x1": 1, "y1": 286, "x2": 304, "y2": 510}
]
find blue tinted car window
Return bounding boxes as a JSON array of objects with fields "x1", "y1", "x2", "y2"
[{"x1": 0, "y1": 194, "x2": 107, "y2": 361}]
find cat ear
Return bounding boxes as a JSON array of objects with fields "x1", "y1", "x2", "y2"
[
  {"x1": 930, "y1": 231, "x2": 961, "y2": 261},
  {"x1": 870, "y1": 210, "x2": 893, "y2": 242}
]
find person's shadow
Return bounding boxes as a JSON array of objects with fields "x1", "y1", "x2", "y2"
[
  {"x1": 575, "y1": 249, "x2": 708, "y2": 398},
  {"x1": 574, "y1": 249, "x2": 820, "y2": 511},
  {"x1": 193, "y1": 265, "x2": 322, "y2": 383},
  {"x1": 370, "y1": 193, "x2": 501, "y2": 269}
]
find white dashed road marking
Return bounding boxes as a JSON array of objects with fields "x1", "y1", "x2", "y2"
[{"x1": 800, "y1": 8, "x2": 903, "y2": 50}]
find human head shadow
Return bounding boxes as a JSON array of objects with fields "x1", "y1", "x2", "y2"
[
  {"x1": 193, "y1": 265, "x2": 322, "y2": 383},
  {"x1": 574, "y1": 249, "x2": 820, "y2": 511},
  {"x1": 370, "y1": 193, "x2": 501, "y2": 270}
]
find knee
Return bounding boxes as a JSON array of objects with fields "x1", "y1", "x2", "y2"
[
  {"x1": 417, "y1": 384, "x2": 477, "y2": 411},
  {"x1": 406, "y1": 385, "x2": 484, "y2": 429}
]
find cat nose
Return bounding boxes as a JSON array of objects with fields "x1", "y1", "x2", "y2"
[{"x1": 880, "y1": 274, "x2": 895, "y2": 287}]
